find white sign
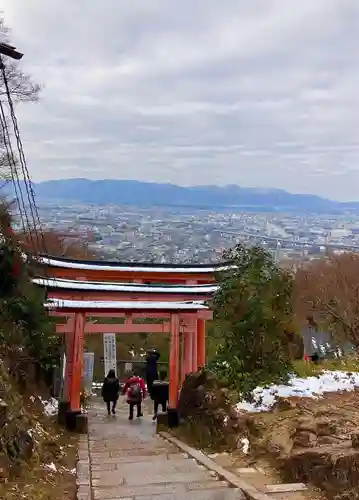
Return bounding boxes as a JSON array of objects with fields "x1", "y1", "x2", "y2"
[
  {"x1": 62, "y1": 352, "x2": 67, "y2": 380},
  {"x1": 124, "y1": 362, "x2": 133, "y2": 373},
  {"x1": 83, "y1": 352, "x2": 95, "y2": 394},
  {"x1": 103, "y1": 333, "x2": 117, "y2": 376}
]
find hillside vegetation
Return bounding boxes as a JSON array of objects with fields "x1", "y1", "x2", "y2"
[
  {"x1": 177, "y1": 244, "x2": 359, "y2": 500},
  {"x1": 0, "y1": 203, "x2": 77, "y2": 499}
]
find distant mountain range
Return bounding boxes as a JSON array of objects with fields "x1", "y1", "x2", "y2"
[{"x1": 2, "y1": 178, "x2": 359, "y2": 213}]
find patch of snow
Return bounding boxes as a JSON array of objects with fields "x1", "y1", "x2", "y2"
[
  {"x1": 39, "y1": 396, "x2": 58, "y2": 417},
  {"x1": 61, "y1": 466, "x2": 76, "y2": 475},
  {"x1": 240, "y1": 437, "x2": 250, "y2": 455},
  {"x1": 44, "y1": 462, "x2": 57, "y2": 472},
  {"x1": 45, "y1": 298, "x2": 209, "y2": 311},
  {"x1": 236, "y1": 370, "x2": 359, "y2": 413}
]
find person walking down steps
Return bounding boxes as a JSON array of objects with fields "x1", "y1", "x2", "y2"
[
  {"x1": 145, "y1": 348, "x2": 160, "y2": 399},
  {"x1": 122, "y1": 371, "x2": 146, "y2": 420},
  {"x1": 101, "y1": 369, "x2": 120, "y2": 416},
  {"x1": 152, "y1": 370, "x2": 169, "y2": 421}
]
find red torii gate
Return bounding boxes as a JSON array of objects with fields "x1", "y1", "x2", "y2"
[
  {"x1": 36, "y1": 256, "x2": 224, "y2": 426},
  {"x1": 46, "y1": 299, "x2": 211, "y2": 424}
]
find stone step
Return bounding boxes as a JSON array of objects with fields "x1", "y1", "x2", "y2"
[
  {"x1": 267, "y1": 492, "x2": 309, "y2": 500},
  {"x1": 93, "y1": 481, "x2": 244, "y2": 499},
  {"x1": 86, "y1": 398, "x2": 246, "y2": 500},
  {"x1": 265, "y1": 483, "x2": 308, "y2": 495}
]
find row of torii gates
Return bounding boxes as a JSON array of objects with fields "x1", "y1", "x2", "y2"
[{"x1": 35, "y1": 255, "x2": 231, "y2": 424}]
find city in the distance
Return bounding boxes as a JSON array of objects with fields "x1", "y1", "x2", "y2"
[{"x1": 10, "y1": 178, "x2": 359, "y2": 265}]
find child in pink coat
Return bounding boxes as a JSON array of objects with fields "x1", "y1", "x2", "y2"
[{"x1": 122, "y1": 372, "x2": 146, "y2": 420}]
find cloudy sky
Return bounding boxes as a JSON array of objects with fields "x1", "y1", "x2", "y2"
[{"x1": 1, "y1": 1, "x2": 359, "y2": 200}]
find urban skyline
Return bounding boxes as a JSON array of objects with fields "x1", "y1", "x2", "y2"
[{"x1": 34, "y1": 200, "x2": 359, "y2": 264}]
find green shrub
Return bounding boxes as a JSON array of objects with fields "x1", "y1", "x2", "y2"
[
  {"x1": 0, "y1": 203, "x2": 60, "y2": 372},
  {"x1": 210, "y1": 243, "x2": 294, "y2": 398}
]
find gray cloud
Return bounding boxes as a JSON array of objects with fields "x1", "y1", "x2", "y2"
[{"x1": 1, "y1": 0, "x2": 359, "y2": 200}]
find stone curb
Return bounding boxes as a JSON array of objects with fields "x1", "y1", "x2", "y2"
[
  {"x1": 159, "y1": 431, "x2": 273, "y2": 500},
  {"x1": 76, "y1": 433, "x2": 92, "y2": 500}
]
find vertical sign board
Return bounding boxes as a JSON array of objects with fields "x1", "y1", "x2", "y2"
[
  {"x1": 83, "y1": 352, "x2": 95, "y2": 394},
  {"x1": 103, "y1": 333, "x2": 117, "y2": 377},
  {"x1": 60, "y1": 352, "x2": 67, "y2": 399},
  {"x1": 124, "y1": 362, "x2": 133, "y2": 373}
]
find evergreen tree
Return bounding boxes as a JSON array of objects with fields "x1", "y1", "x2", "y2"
[{"x1": 211, "y1": 243, "x2": 293, "y2": 397}]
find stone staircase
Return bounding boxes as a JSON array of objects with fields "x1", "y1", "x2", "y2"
[
  {"x1": 77, "y1": 399, "x2": 319, "y2": 500},
  {"x1": 78, "y1": 399, "x2": 246, "y2": 499}
]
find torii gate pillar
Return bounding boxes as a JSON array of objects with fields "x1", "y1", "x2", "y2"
[
  {"x1": 197, "y1": 318, "x2": 206, "y2": 368},
  {"x1": 168, "y1": 313, "x2": 180, "y2": 427},
  {"x1": 63, "y1": 312, "x2": 85, "y2": 431}
]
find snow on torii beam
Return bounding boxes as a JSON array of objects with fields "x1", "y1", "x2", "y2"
[
  {"x1": 45, "y1": 298, "x2": 211, "y2": 313},
  {"x1": 34, "y1": 277, "x2": 219, "y2": 294},
  {"x1": 37, "y1": 255, "x2": 231, "y2": 273},
  {"x1": 48, "y1": 299, "x2": 212, "y2": 333},
  {"x1": 35, "y1": 255, "x2": 234, "y2": 284},
  {"x1": 34, "y1": 277, "x2": 218, "y2": 303}
]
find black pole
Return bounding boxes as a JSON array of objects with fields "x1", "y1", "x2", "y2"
[{"x1": 0, "y1": 42, "x2": 23, "y2": 60}]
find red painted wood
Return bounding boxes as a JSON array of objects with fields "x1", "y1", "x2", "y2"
[
  {"x1": 168, "y1": 313, "x2": 180, "y2": 409},
  {"x1": 192, "y1": 323, "x2": 198, "y2": 373},
  {"x1": 180, "y1": 329, "x2": 193, "y2": 384},
  {"x1": 197, "y1": 319, "x2": 206, "y2": 368},
  {"x1": 47, "y1": 290, "x2": 211, "y2": 302},
  {"x1": 63, "y1": 331, "x2": 74, "y2": 401},
  {"x1": 57, "y1": 322, "x2": 170, "y2": 334},
  {"x1": 45, "y1": 267, "x2": 216, "y2": 284},
  {"x1": 69, "y1": 312, "x2": 85, "y2": 411},
  {"x1": 49, "y1": 310, "x2": 212, "y2": 320}
]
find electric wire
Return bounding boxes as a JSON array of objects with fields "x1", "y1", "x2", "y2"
[
  {"x1": 0, "y1": 97, "x2": 28, "y2": 235},
  {"x1": 0, "y1": 55, "x2": 47, "y2": 254}
]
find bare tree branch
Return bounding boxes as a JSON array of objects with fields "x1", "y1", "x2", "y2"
[
  {"x1": 0, "y1": 16, "x2": 41, "y2": 183},
  {"x1": 294, "y1": 253, "x2": 359, "y2": 347}
]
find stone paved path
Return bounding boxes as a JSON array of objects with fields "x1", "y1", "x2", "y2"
[{"x1": 83, "y1": 398, "x2": 245, "y2": 499}]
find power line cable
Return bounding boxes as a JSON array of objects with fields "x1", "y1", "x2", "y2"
[
  {"x1": 0, "y1": 97, "x2": 28, "y2": 234},
  {"x1": 0, "y1": 55, "x2": 47, "y2": 254}
]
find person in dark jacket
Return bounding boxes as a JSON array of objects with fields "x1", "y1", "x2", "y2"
[
  {"x1": 145, "y1": 349, "x2": 160, "y2": 399},
  {"x1": 101, "y1": 369, "x2": 120, "y2": 416},
  {"x1": 152, "y1": 370, "x2": 169, "y2": 421}
]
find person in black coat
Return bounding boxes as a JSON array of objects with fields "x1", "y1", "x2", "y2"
[
  {"x1": 101, "y1": 369, "x2": 120, "y2": 415},
  {"x1": 152, "y1": 370, "x2": 169, "y2": 421},
  {"x1": 145, "y1": 349, "x2": 160, "y2": 399}
]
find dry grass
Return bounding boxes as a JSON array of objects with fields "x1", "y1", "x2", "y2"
[
  {"x1": 293, "y1": 355, "x2": 359, "y2": 378},
  {"x1": 0, "y1": 365, "x2": 78, "y2": 500},
  {"x1": 0, "y1": 418, "x2": 78, "y2": 500},
  {"x1": 0, "y1": 428, "x2": 78, "y2": 500}
]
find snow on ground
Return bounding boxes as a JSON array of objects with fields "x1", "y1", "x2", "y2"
[
  {"x1": 236, "y1": 370, "x2": 359, "y2": 413},
  {"x1": 44, "y1": 462, "x2": 57, "y2": 472},
  {"x1": 38, "y1": 396, "x2": 59, "y2": 417}
]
